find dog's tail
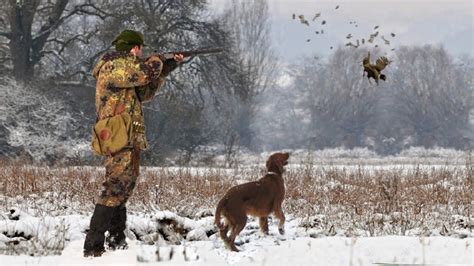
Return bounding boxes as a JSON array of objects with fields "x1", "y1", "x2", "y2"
[{"x1": 215, "y1": 197, "x2": 227, "y2": 230}]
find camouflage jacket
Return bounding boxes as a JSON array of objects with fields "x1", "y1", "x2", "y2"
[{"x1": 92, "y1": 50, "x2": 171, "y2": 150}]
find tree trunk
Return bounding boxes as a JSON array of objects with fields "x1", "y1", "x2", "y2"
[
  {"x1": 8, "y1": 0, "x2": 39, "y2": 80},
  {"x1": 7, "y1": 0, "x2": 69, "y2": 81}
]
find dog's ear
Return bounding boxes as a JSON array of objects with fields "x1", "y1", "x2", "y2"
[
  {"x1": 265, "y1": 156, "x2": 273, "y2": 171},
  {"x1": 266, "y1": 153, "x2": 277, "y2": 172}
]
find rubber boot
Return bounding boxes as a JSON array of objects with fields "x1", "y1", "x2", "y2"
[
  {"x1": 106, "y1": 205, "x2": 128, "y2": 250},
  {"x1": 83, "y1": 204, "x2": 115, "y2": 257}
]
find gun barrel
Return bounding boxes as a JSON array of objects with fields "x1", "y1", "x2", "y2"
[{"x1": 160, "y1": 47, "x2": 223, "y2": 60}]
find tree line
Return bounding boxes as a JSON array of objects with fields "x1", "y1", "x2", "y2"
[{"x1": 256, "y1": 46, "x2": 473, "y2": 155}]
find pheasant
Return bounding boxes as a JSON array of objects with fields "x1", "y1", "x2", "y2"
[{"x1": 362, "y1": 52, "x2": 391, "y2": 84}]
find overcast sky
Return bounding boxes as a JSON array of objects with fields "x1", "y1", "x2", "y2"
[{"x1": 209, "y1": 0, "x2": 473, "y2": 59}]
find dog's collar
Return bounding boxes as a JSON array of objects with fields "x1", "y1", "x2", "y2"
[{"x1": 267, "y1": 171, "x2": 279, "y2": 176}]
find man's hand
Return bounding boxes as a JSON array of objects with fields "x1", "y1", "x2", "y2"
[{"x1": 173, "y1": 53, "x2": 184, "y2": 62}]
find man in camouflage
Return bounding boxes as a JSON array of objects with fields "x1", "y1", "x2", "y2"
[{"x1": 84, "y1": 30, "x2": 183, "y2": 257}]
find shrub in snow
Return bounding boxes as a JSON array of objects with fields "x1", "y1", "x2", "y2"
[
  {"x1": 398, "y1": 146, "x2": 468, "y2": 159},
  {"x1": 186, "y1": 228, "x2": 208, "y2": 241},
  {"x1": 0, "y1": 208, "x2": 68, "y2": 256},
  {"x1": 0, "y1": 77, "x2": 91, "y2": 164}
]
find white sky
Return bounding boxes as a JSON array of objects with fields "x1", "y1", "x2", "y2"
[{"x1": 209, "y1": 0, "x2": 474, "y2": 58}]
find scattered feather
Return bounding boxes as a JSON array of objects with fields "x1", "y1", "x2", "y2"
[
  {"x1": 312, "y1": 13, "x2": 321, "y2": 21},
  {"x1": 345, "y1": 42, "x2": 359, "y2": 48}
]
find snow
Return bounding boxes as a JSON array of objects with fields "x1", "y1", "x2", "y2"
[
  {"x1": 0, "y1": 208, "x2": 472, "y2": 265},
  {"x1": 1, "y1": 236, "x2": 472, "y2": 265},
  {"x1": 0, "y1": 157, "x2": 471, "y2": 265}
]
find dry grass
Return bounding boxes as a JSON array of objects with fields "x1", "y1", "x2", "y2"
[{"x1": 0, "y1": 159, "x2": 472, "y2": 236}]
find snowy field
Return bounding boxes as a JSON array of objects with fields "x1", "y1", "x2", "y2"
[
  {"x1": 0, "y1": 210, "x2": 472, "y2": 265},
  {"x1": 0, "y1": 151, "x2": 472, "y2": 265}
]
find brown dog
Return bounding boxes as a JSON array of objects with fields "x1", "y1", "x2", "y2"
[{"x1": 215, "y1": 152, "x2": 290, "y2": 251}]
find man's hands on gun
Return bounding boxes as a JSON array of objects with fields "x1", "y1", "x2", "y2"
[
  {"x1": 158, "y1": 53, "x2": 183, "y2": 77},
  {"x1": 173, "y1": 53, "x2": 184, "y2": 62},
  {"x1": 148, "y1": 48, "x2": 222, "y2": 77}
]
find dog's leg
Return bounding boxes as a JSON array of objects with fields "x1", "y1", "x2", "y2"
[
  {"x1": 219, "y1": 223, "x2": 230, "y2": 241},
  {"x1": 274, "y1": 207, "x2": 285, "y2": 235},
  {"x1": 259, "y1": 217, "x2": 269, "y2": 235},
  {"x1": 228, "y1": 215, "x2": 247, "y2": 252}
]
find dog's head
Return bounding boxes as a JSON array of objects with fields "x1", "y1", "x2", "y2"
[{"x1": 266, "y1": 152, "x2": 290, "y2": 174}]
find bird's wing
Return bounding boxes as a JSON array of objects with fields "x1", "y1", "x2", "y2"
[
  {"x1": 375, "y1": 56, "x2": 390, "y2": 71},
  {"x1": 362, "y1": 52, "x2": 371, "y2": 66}
]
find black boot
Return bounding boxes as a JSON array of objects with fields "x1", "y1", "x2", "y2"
[
  {"x1": 84, "y1": 204, "x2": 115, "y2": 257},
  {"x1": 106, "y1": 205, "x2": 128, "y2": 250}
]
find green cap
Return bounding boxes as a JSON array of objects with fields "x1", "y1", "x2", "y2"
[{"x1": 112, "y1": 30, "x2": 146, "y2": 51}]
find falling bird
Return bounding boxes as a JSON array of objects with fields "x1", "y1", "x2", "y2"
[
  {"x1": 391, "y1": 33, "x2": 396, "y2": 37},
  {"x1": 322, "y1": 20, "x2": 326, "y2": 25},
  {"x1": 374, "y1": 25, "x2": 379, "y2": 30},
  {"x1": 335, "y1": 5, "x2": 339, "y2": 9},
  {"x1": 298, "y1": 15, "x2": 310, "y2": 26},
  {"x1": 363, "y1": 52, "x2": 392, "y2": 85},
  {"x1": 381, "y1": 36, "x2": 390, "y2": 45}
]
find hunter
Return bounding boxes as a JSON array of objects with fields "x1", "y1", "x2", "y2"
[{"x1": 84, "y1": 29, "x2": 183, "y2": 257}]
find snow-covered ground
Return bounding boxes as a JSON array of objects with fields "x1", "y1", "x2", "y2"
[
  {"x1": 0, "y1": 153, "x2": 472, "y2": 265},
  {"x1": 2, "y1": 236, "x2": 472, "y2": 266},
  {"x1": 0, "y1": 208, "x2": 472, "y2": 265}
]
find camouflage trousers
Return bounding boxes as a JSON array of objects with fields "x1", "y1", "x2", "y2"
[{"x1": 97, "y1": 146, "x2": 140, "y2": 207}]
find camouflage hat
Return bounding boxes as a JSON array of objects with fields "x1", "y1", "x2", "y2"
[{"x1": 112, "y1": 30, "x2": 146, "y2": 51}]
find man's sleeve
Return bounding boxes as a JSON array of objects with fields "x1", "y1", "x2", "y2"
[
  {"x1": 135, "y1": 56, "x2": 180, "y2": 102},
  {"x1": 98, "y1": 56, "x2": 162, "y2": 89}
]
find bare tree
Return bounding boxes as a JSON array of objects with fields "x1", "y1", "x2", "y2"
[
  {"x1": 390, "y1": 45, "x2": 473, "y2": 149},
  {"x1": 219, "y1": 0, "x2": 277, "y2": 149},
  {"x1": 1, "y1": 0, "x2": 108, "y2": 80},
  {"x1": 295, "y1": 48, "x2": 380, "y2": 149}
]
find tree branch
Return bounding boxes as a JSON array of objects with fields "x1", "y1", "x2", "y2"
[
  {"x1": 39, "y1": 50, "x2": 65, "y2": 64},
  {"x1": 46, "y1": 28, "x2": 98, "y2": 54},
  {"x1": 33, "y1": 2, "x2": 110, "y2": 45},
  {"x1": 0, "y1": 32, "x2": 11, "y2": 39}
]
